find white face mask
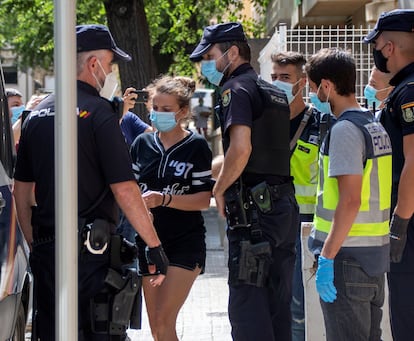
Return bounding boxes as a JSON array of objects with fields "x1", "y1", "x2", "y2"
[{"x1": 93, "y1": 59, "x2": 119, "y2": 101}]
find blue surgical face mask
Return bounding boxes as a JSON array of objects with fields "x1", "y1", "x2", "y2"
[
  {"x1": 11, "y1": 105, "x2": 25, "y2": 124},
  {"x1": 364, "y1": 84, "x2": 382, "y2": 108},
  {"x1": 150, "y1": 110, "x2": 177, "y2": 132},
  {"x1": 272, "y1": 80, "x2": 299, "y2": 104},
  {"x1": 309, "y1": 85, "x2": 332, "y2": 115},
  {"x1": 201, "y1": 50, "x2": 230, "y2": 86}
]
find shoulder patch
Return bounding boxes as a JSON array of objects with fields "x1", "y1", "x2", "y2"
[
  {"x1": 79, "y1": 110, "x2": 91, "y2": 118},
  {"x1": 401, "y1": 102, "x2": 414, "y2": 123},
  {"x1": 222, "y1": 89, "x2": 231, "y2": 107}
]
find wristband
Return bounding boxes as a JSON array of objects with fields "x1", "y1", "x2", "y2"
[
  {"x1": 163, "y1": 193, "x2": 172, "y2": 207},
  {"x1": 160, "y1": 193, "x2": 165, "y2": 206}
]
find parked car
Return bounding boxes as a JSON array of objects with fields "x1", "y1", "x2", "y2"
[{"x1": 0, "y1": 64, "x2": 32, "y2": 341}]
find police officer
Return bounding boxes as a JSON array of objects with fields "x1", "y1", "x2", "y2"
[
  {"x1": 306, "y1": 48, "x2": 392, "y2": 340},
  {"x1": 271, "y1": 51, "x2": 332, "y2": 341},
  {"x1": 364, "y1": 66, "x2": 393, "y2": 113},
  {"x1": 13, "y1": 24, "x2": 168, "y2": 341},
  {"x1": 363, "y1": 9, "x2": 414, "y2": 341},
  {"x1": 190, "y1": 22, "x2": 299, "y2": 341}
]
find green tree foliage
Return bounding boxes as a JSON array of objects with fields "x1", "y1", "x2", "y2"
[
  {"x1": 145, "y1": 0, "x2": 268, "y2": 76},
  {"x1": 0, "y1": 0, "x2": 106, "y2": 70},
  {"x1": 0, "y1": 0, "x2": 268, "y2": 84}
]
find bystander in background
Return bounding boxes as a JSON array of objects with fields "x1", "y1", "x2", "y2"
[{"x1": 192, "y1": 96, "x2": 211, "y2": 137}]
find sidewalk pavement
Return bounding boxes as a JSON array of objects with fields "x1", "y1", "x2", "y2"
[{"x1": 128, "y1": 205, "x2": 232, "y2": 341}]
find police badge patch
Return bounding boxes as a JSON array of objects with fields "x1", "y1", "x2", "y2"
[
  {"x1": 222, "y1": 89, "x2": 231, "y2": 107},
  {"x1": 402, "y1": 102, "x2": 414, "y2": 123}
]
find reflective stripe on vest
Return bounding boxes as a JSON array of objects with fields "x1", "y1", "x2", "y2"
[
  {"x1": 291, "y1": 139, "x2": 319, "y2": 214},
  {"x1": 314, "y1": 112, "x2": 392, "y2": 247}
]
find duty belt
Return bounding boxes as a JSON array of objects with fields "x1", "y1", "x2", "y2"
[{"x1": 267, "y1": 182, "x2": 294, "y2": 199}]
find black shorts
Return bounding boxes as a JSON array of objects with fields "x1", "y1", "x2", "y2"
[{"x1": 137, "y1": 233, "x2": 206, "y2": 275}]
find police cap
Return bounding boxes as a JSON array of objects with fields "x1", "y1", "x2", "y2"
[
  {"x1": 363, "y1": 9, "x2": 414, "y2": 43},
  {"x1": 76, "y1": 24, "x2": 131, "y2": 62},
  {"x1": 190, "y1": 22, "x2": 247, "y2": 62}
]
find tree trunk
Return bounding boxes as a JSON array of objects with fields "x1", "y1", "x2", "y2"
[{"x1": 104, "y1": 0, "x2": 157, "y2": 119}]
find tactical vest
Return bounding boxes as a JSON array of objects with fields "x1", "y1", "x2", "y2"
[
  {"x1": 313, "y1": 110, "x2": 392, "y2": 275},
  {"x1": 291, "y1": 108, "x2": 322, "y2": 215},
  {"x1": 243, "y1": 77, "x2": 291, "y2": 176}
]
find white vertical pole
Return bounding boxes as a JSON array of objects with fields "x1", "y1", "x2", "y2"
[
  {"x1": 54, "y1": 1, "x2": 78, "y2": 340},
  {"x1": 279, "y1": 23, "x2": 287, "y2": 52}
]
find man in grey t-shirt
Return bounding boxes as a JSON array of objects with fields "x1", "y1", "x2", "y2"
[{"x1": 305, "y1": 48, "x2": 392, "y2": 340}]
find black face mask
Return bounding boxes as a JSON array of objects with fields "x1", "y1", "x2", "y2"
[{"x1": 373, "y1": 48, "x2": 389, "y2": 73}]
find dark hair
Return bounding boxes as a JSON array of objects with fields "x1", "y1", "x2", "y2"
[
  {"x1": 271, "y1": 51, "x2": 306, "y2": 76},
  {"x1": 217, "y1": 41, "x2": 251, "y2": 62},
  {"x1": 305, "y1": 48, "x2": 356, "y2": 95}
]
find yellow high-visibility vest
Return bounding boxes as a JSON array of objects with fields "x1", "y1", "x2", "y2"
[
  {"x1": 291, "y1": 138, "x2": 319, "y2": 215},
  {"x1": 313, "y1": 111, "x2": 392, "y2": 248}
]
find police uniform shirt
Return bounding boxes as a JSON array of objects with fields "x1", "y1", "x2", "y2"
[
  {"x1": 220, "y1": 63, "x2": 263, "y2": 138},
  {"x1": 14, "y1": 80, "x2": 134, "y2": 227},
  {"x1": 382, "y1": 62, "x2": 414, "y2": 207},
  {"x1": 382, "y1": 62, "x2": 414, "y2": 272},
  {"x1": 130, "y1": 131, "x2": 212, "y2": 249},
  {"x1": 220, "y1": 63, "x2": 284, "y2": 186}
]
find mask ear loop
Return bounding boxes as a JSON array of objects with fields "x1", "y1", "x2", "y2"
[
  {"x1": 290, "y1": 78, "x2": 304, "y2": 101},
  {"x1": 91, "y1": 58, "x2": 107, "y2": 91},
  {"x1": 317, "y1": 82, "x2": 331, "y2": 103},
  {"x1": 219, "y1": 49, "x2": 232, "y2": 75},
  {"x1": 376, "y1": 85, "x2": 393, "y2": 93},
  {"x1": 325, "y1": 86, "x2": 331, "y2": 103},
  {"x1": 174, "y1": 108, "x2": 186, "y2": 123}
]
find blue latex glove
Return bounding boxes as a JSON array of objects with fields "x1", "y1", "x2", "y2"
[{"x1": 316, "y1": 255, "x2": 337, "y2": 303}]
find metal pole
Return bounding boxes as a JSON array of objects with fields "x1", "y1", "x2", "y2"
[{"x1": 54, "y1": 1, "x2": 78, "y2": 340}]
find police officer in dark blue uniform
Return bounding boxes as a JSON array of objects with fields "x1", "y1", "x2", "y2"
[
  {"x1": 13, "y1": 25, "x2": 168, "y2": 341},
  {"x1": 190, "y1": 22, "x2": 299, "y2": 341},
  {"x1": 363, "y1": 9, "x2": 414, "y2": 341}
]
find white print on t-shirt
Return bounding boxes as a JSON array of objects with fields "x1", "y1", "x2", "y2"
[
  {"x1": 168, "y1": 160, "x2": 194, "y2": 179},
  {"x1": 139, "y1": 183, "x2": 149, "y2": 193},
  {"x1": 138, "y1": 183, "x2": 190, "y2": 195},
  {"x1": 163, "y1": 183, "x2": 190, "y2": 195}
]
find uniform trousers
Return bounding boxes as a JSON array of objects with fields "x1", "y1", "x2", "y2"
[
  {"x1": 388, "y1": 217, "x2": 414, "y2": 341},
  {"x1": 30, "y1": 237, "x2": 127, "y2": 341},
  {"x1": 228, "y1": 192, "x2": 299, "y2": 341}
]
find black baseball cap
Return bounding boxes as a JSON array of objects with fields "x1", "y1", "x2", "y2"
[
  {"x1": 363, "y1": 9, "x2": 414, "y2": 43},
  {"x1": 76, "y1": 24, "x2": 131, "y2": 62},
  {"x1": 190, "y1": 22, "x2": 247, "y2": 62}
]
